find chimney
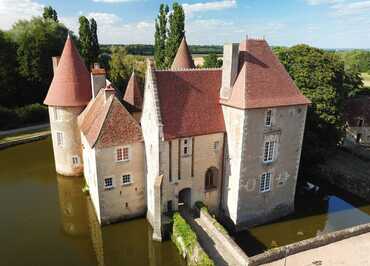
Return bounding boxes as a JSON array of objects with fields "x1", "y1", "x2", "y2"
[
  {"x1": 104, "y1": 85, "x2": 115, "y2": 103},
  {"x1": 91, "y1": 63, "x2": 106, "y2": 98},
  {"x1": 220, "y1": 43, "x2": 239, "y2": 99},
  {"x1": 52, "y1": 56, "x2": 61, "y2": 75}
]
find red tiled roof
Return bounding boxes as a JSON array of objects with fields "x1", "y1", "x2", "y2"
[
  {"x1": 44, "y1": 35, "x2": 92, "y2": 106},
  {"x1": 171, "y1": 37, "x2": 195, "y2": 70},
  {"x1": 344, "y1": 96, "x2": 370, "y2": 127},
  {"x1": 220, "y1": 39, "x2": 310, "y2": 109},
  {"x1": 155, "y1": 69, "x2": 225, "y2": 140},
  {"x1": 78, "y1": 88, "x2": 142, "y2": 148},
  {"x1": 124, "y1": 71, "x2": 143, "y2": 110}
]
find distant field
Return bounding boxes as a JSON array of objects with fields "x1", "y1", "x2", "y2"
[{"x1": 362, "y1": 73, "x2": 370, "y2": 88}]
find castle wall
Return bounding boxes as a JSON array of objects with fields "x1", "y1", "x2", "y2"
[
  {"x1": 49, "y1": 106, "x2": 84, "y2": 176},
  {"x1": 95, "y1": 142, "x2": 146, "y2": 225},
  {"x1": 236, "y1": 105, "x2": 307, "y2": 228},
  {"x1": 160, "y1": 133, "x2": 224, "y2": 214}
]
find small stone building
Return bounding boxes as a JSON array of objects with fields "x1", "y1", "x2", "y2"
[
  {"x1": 344, "y1": 96, "x2": 370, "y2": 144},
  {"x1": 45, "y1": 35, "x2": 310, "y2": 240}
]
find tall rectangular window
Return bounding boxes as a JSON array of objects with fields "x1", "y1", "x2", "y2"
[
  {"x1": 265, "y1": 109, "x2": 272, "y2": 127},
  {"x1": 260, "y1": 172, "x2": 272, "y2": 192},
  {"x1": 53, "y1": 107, "x2": 61, "y2": 121},
  {"x1": 116, "y1": 146, "x2": 130, "y2": 162},
  {"x1": 263, "y1": 140, "x2": 276, "y2": 163},
  {"x1": 56, "y1": 131, "x2": 63, "y2": 146},
  {"x1": 181, "y1": 138, "x2": 192, "y2": 156},
  {"x1": 72, "y1": 155, "x2": 80, "y2": 166},
  {"x1": 104, "y1": 177, "x2": 114, "y2": 189}
]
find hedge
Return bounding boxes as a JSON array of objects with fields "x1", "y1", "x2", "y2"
[{"x1": 0, "y1": 103, "x2": 48, "y2": 130}]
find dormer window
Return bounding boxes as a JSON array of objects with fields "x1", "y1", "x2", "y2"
[{"x1": 265, "y1": 109, "x2": 272, "y2": 127}]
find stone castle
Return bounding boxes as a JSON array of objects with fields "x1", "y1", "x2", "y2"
[{"x1": 44, "y1": 34, "x2": 310, "y2": 241}]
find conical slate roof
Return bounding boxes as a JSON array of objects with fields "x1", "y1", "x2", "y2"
[
  {"x1": 221, "y1": 39, "x2": 310, "y2": 109},
  {"x1": 171, "y1": 36, "x2": 195, "y2": 69},
  {"x1": 123, "y1": 71, "x2": 143, "y2": 109},
  {"x1": 44, "y1": 35, "x2": 92, "y2": 106}
]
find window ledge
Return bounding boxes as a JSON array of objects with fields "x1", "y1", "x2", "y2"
[
  {"x1": 205, "y1": 187, "x2": 217, "y2": 192},
  {"x1": 122, "y1": 182, "x2": 133, "y2": 187},
  {"x1": 264, "y1": 128, "x2": 281, "y2": 135},
  {"x1": 104, "y1": 187, "x2": 114, "y2": 191}
]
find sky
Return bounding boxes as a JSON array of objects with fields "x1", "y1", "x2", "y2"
[{"x1": 0, "y1": 0, "x2": 369, "y2": 48}]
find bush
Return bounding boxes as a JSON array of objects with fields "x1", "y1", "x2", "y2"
[{"x1": 0, "y1": 103, "x2": 48, "y2": 130}]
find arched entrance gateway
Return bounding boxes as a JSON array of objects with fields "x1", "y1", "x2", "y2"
[{"x1": 178, "y1": 188, "x2": 191, "y2": 210}]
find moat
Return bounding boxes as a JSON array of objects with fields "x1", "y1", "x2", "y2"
[{"x1": 1, "y1": 137, "x2": 370, "y2": 265}]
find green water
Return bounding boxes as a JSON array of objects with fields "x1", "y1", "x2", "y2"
[{"x1": 0, "y1": 138, "x2": 185, "y2": 266}]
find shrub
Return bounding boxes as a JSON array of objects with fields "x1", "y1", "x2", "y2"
[{"x1": 0, "y1": 105, "x2": 20, "y2": 130}]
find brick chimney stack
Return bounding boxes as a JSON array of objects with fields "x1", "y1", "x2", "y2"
[{"x1": 91, "y1": 63, "x2": 106, "y2": 98}]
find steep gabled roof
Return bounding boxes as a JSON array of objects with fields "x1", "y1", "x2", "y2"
[
  {"x1": 171, "y1": 37, "x2": 195, "y2": 70},
  {"x1": 123, "y1": 71, "x2": 143, "y2": 110},
  {"x1": 78, "y1": 88, "x2": 142, "y2": 148},
  {"x1": 44, "y1": 35, "x2": 92, "y2": 106},
  {"x1": 155, "y1": 69, "x2": 224, "y2": 140},
  {"x1": 220, "y1": 39, "x2": 310, "y2": 109}
]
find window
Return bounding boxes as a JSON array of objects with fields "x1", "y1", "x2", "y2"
[
  {"x1": 263, "y1": 140, "x2": 276, "y2": 163},
  {"x1": 116, "y1": 146, "x2": 130, "y2": 162},
  {"x1": 265, "y1": 109, "x2": 272, "y2": 127},
  {"x1": 72, "y1": 155, "x2": 80, "y2": 166},
  {"x1": 53, "y1": 107, "x2": 61, "y2": 121},
  {"x1": 56, "y1": 131, "x2": 63, "y2": 146},
  {"x1": 122, "y1": 174, "x2": 132, "y2": 185},
  {"x1": 260, "y1": 172, "x2": 272, "y2": 192},
  {"x1": 181, "y1": 138, "x2": 192, "y2": 156},
  {"x1": 358, "y1": 119, "x2": 364, "y2": 127},
  {"x1": 104, "y1": 177, "x2": 114, "y2": 189},
  {"x1": 213, "y1": 141, "x2": 220, "y2": 151}
]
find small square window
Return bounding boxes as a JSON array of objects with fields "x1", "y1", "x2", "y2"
[
  {"x1": 104, "y1": 177, "x2": 114, "y2": 189},
  {"x1": 181, "y1": 138, "x2": 192, "y2": 156},
  {"x1": 56, "y1": 132, "x2": 63, "y2": 146},
  {"x1": 122, "y1": 174, "x2": 132, "y2": 185},
  {"x1": 72, "y1": 155, "x2": 80, "y2": 166},
  {"x1": 214, "y1": 141, "x2": 220, "y2": 151},
  {"x1": 260, "y1": 172, "x2": 272, "y2": 192}
]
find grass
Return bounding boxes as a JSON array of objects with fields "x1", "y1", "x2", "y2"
[{"x1": 362, "y1": 73, "x2": 370, "y2": 88}]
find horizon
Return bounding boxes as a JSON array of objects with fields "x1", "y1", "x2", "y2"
[{"x1": 1, "y1": 0, "x2": 370, "y2": 49}]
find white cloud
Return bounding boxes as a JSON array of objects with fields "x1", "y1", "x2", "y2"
[
  {"x1": 331, "y1": 1, "x2": 370, "y2": 16},
  {"x1": 305, "y1": 0, "x2": 345, "y2": 5},
  {"x1": 183, "y1": 0, "x2": 236, "y2": 15},
  {"x1": 0, "y1": 0, "x2": 43, "y2": 30}
]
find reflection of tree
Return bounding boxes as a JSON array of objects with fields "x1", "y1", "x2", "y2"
[
  {"x1": 86, "y1": 197, "x2": 186, "y2": 266},
  {"x1": 56, "y1": 174, "x2": 89, "y2": 236}
]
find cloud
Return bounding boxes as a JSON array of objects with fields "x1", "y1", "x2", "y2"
[
  {"x1": 92, "y1": 0, "x2": 138, "y2": 3},
  {"x1": 304, "y1": 0, "x2": 345, "y2": 5},
  {"x1": 183, "y1": 0, "x2": 236, "y2": 15},
  {"x1": 0, "y1": 0, "x2": 43, "y2": 30},
  {"x1": 61, "y1": 12, "x2": 154, "y2": 44},
  {"x1": 331, "y1": 1, "x2": 370, "y2": 16}
]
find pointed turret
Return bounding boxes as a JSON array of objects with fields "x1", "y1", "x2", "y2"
[
  {"x1": 171, "y1": 36, "x2": 195, "y2": 70},
  {"x1": 124, "y1": 71, "x2": 143, "y2": 110},
  {"x1": 44, "y1": 35, "x2": 92, "y2": 106}
]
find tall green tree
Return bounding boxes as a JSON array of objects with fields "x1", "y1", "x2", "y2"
[
  {"x1": 90, "y1": 18, "x2": 100, "y2": 64},
  {"x1": 274, "y1": 45, "x2": 364, "y2": 178},
  {"x1": 9, "y1": 18, "x2": 69, "y2": 104},
  {"x1": 42, "y1": 6, "x2": 58, "y2": 22},
  {"x1": 154, "y1": 4, "x2": 169, "y2": 69},
  {"x1": 79, "y1": 16, "x2": 93, "y2": 68},
  {"x1": 165, "y1": 2, "x2": 185, "y2": 67}
]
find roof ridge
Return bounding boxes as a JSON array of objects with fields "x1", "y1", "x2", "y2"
[{"x1": 155, "y1": 68, "x2": 221, "y2": 72}]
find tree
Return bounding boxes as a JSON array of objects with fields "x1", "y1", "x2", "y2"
[
  {"x1": 43, "y1": 6, "x2": 58, "y2": 22},
  {"x1": 109, "y1": 47, "x2": 146, "y2": 91},
  {"x1": 154, "y1": 4, "x2": 169, "y2": 69},
  {"x1": 0, "y1": 30, "x2": 19, "y2": 107},
  {"x1": 90, "y1": 18, "x2": 100, "y2": 64},
  {"x1": 203, "y1": 53, "x2": 222, "y2": 68},
  {"x1": 273, "y1": 45, "x2": 363, "y2": 178},
  {"x1": 165, "y1": 2, "x2": 185, "y2": 67},
  {"x1": 9, "y1": 18, "x2": 69, "y2": 104},
  {"x1": 79, "y1": 16, "x2": 92, "y2": 68}
]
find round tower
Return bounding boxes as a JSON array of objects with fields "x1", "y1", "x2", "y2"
[{"x1": 44, "y1": 35, "x2": 92, "y2": 176}]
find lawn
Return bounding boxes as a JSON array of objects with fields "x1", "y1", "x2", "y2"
[{"x1": 362, "y1": 73, "x2": 370, "y2": 88}]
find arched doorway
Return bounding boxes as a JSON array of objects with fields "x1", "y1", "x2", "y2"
[
  {"x1": 205, "y1": 167, "x2": 218, "y2": 191},
  {"x1": 178, "y1": 188, "x2": 191, "y2": 210}
]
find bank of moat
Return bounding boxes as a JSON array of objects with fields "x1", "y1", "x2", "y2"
[{"x1": 44, "y1": 34, "x2": 310, "y2": 240}]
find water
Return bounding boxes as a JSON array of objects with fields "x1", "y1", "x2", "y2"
[
  {"x1": 0, "y1": 138, "x2": 185, "y2": 266},
  {"x1": 234, "y1": 185, "x2": 370, "y2": 256}
]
